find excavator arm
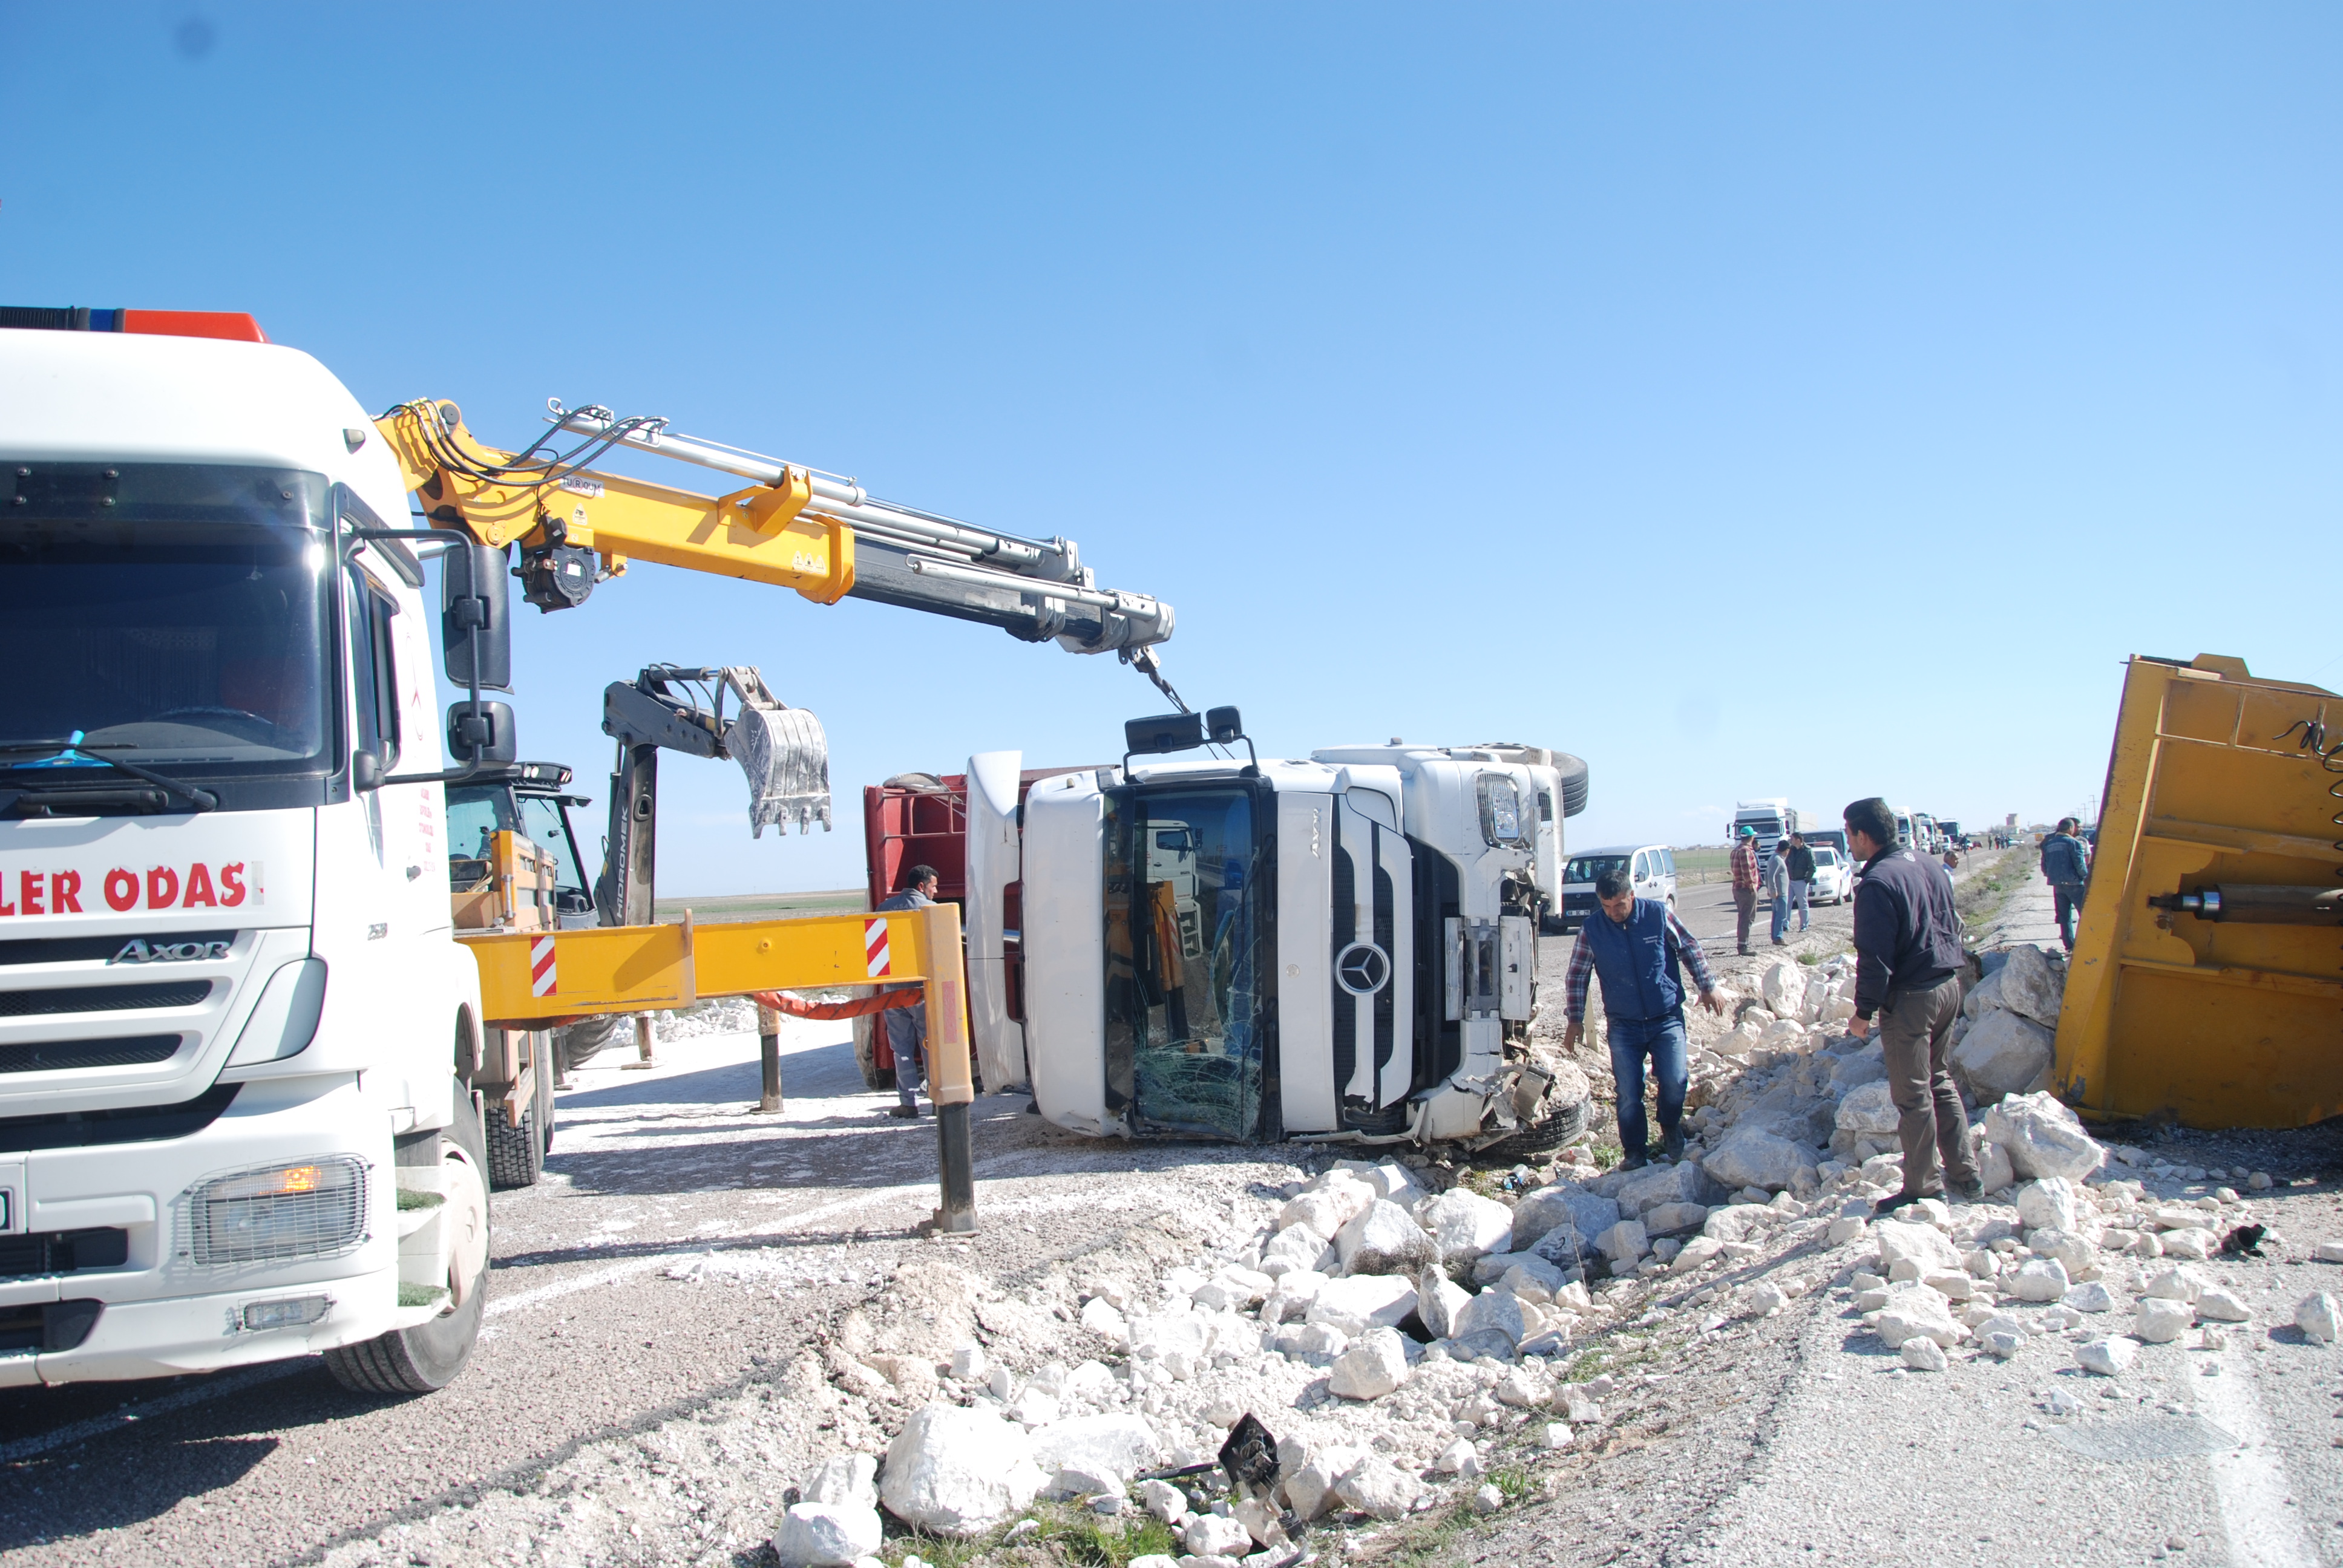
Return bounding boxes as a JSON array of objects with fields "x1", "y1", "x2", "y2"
[{"x1": 373, "y1": 399, "x2": 1176, "y2": 658}]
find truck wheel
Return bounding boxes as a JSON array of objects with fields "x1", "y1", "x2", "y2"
[
  {"x1": 1552, "y1": 753, "x2": 1590, "y2": 818},
  {"x1": 324, "y1": 1097, "x2": 491, "y2": 1396},
  {"x1": 1481, "y1": 1093, "x2": 1592, "y2": 1161},
  {"x1": 555, "y1": 1013, "x2": 629, "y2": 1074},
  {"x1": 483, "y1": 1099, "x2": 543, "y2": 1189},
  {"x1": 851, "y1": 1014, "x2": 897, "y2": 1092}
]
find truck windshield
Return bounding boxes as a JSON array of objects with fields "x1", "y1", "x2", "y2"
[
  {"x1": 1564, "y1": 854, "x2": 1628, "y2": 886},
  {"x1": 0, "y1": 465, "x2": 332, "y2": 784},
  {"x1": 1103, "y1": 785, "x2": 1270, "y2": 1140}
]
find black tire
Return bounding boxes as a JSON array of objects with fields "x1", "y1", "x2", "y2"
[
  {"x1": 1552, "y1": 753, "x2": 1590, "y2": 818},
  {"x1": 1539, "y1": 913, "x2": 1567, "y2": 937},
  {"x1": 852, "y1": 1014, "x2": 897, "y2": 1093},
  {"x1": 555, "y1": 1013, "x2": 629, "y2": 1074},
  {"x1": 483, "y1": 1099, "x2": 543, "y2": 1189},
  {"x1": 1481, "y1": 1094, "x2": 1592, "y2": 1161},
  {"x1": 324, "y1": 1093, "x2": 490, "y2": 1396}
]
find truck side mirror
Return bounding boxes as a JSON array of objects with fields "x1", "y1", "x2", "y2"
[
  {"x1": 1205, "y1": 705, "x2": 1244, "y2": 745},
  {"x1": 442, "y1": 544, "x2": 512, "y2": 693},
  {"x1": 351, "y1": 751, "x2": 384, "y2": 791},
  {"x1": 447, "y1": 700, "x2": 519, "y2": 766},
  {"x1": 1124, "y1": 712, "x2": 1204, "y2": 757}
]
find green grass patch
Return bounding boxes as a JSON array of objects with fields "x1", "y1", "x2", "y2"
[
  {"x1": 1032, "y1": 1511, "x2": 1179, "y2": 1566},
  {"x1": 1490, "y1": 1465, "x2": 1532, "y2": 1501}
]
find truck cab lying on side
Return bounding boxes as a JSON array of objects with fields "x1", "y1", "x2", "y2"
[{"x1": 962, "y1": 723, "x2": 1589, "y2": 1150}]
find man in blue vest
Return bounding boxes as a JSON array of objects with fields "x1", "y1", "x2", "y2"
[{"x1": 1562, "y1": 865, "x2": 1727, "y2": 1169}]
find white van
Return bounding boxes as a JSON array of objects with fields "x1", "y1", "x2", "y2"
[{"x1": 1555, "y1": 844, "x2": 1677, "y2": 933}]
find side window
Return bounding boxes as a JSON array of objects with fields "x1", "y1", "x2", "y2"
[
  {"x1": 1631, "y1": 851, "x2": 1649, "y2": 881},
  {"x1": 1661, "y1": 849, "x2": 1676, "y2": 877},
  {"x1": 346, "y1": 568, "x2": 401, "y2": 772}
]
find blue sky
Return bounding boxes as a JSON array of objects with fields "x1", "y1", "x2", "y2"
[{"x1": 2, "y1": 5, "x2": 2335, "y2": 892}]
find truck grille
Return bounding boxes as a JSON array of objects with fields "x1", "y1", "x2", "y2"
[
  {"x1": 0, "y1": 1034, "x2": 184, "y2": 1074},
  {"x1": 0, "y1": 981, "x2": 212, "y2": 1016},
  {"x1": 0, "y1": 1227, "x2": 129, "y2": 1280},
  {"x1": 189, "y1": 1155, "x2": 368, "y2": 1267},
  {"x1": 0, "y1": 931, "x2": 237, "y2": 968}
]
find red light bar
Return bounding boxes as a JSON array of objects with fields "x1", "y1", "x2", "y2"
[{"x1": 120, "y1": 310, "x2": 268, "y2": 344}]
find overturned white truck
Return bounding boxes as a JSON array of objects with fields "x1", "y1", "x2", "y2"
[{"x1": 954, "y1": 712, "x2": 1588, "y2": 1150}]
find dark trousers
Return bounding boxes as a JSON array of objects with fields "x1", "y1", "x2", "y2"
[
  {"x1": 1607, "y1": 1011, "x2": 1689, "y2": 1157},
  {"x1": 1733, "y1": 887, "x2": 1757, "y2": 952},
  {"x1": 2052, "y1": 883, "x2": 2086, "y2": 952},
  {"x1": 1878, "y1": 973, "x2": 1978, "y2": 1197}
]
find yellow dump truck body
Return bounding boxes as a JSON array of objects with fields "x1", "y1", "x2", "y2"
[{"x1": 2054, "y1": 654, "x2": 2343, "y2": 1128}]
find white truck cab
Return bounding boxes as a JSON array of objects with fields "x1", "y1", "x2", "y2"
[
  {"x1": 969, "y1": 721, "x2": 1585, "y2": 1148},
  {"x1": 0, "y1": 322, "x2": 496, "y2": 1391}
]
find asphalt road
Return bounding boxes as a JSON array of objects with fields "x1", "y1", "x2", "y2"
[{"x1": 0, "y1": 1019, "x2": 1259, "y2": 1566}]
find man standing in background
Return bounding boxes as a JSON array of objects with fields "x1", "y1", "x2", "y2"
[
  {"x1": 2040, "y1": 818, "x2": 2091, "y2": 952},
  {"x1": 1731, "y1": 826, "x2": 1761, "y2": 956},
  {"x1": 1765, "y1": 833, "x2": 1791, "y2": 946},
  {"x1": 1784, "y1": 831, "x2": 1816, "y2": 935},
  {"x1": 879, "y1": 864, "x2": 939, "y2": 1118}
]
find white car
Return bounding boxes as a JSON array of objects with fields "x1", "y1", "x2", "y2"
[{"x1": 1808, "y1": 846, "x2": 1853, "y2": 904}]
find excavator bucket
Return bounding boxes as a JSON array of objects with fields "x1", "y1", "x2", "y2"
[{"x1": 724, "y1": 681, "x2": 832, "y2": 838}]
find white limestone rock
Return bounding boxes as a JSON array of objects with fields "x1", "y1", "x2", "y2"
[
  {"x1": 1334, "y1": 1455, "x2": 1427, "y2": 1520},
  {"x1": 1191, "y1": 1266, "x2": 1273, "y2": 1312},
  {"x1": 1997, "y1": 942, "x2": 2066, "y2": 1029},
  {"x1": 803, "y1": 1454, "x2": 879, "y2": 1509},
  {"x1": 2295, "y1": 1292, "x2": 2339, "y2": 1344},
  {"x1": 774, "y1": 1502, "x2": 883, "y2": 1567},
  {"x1": 1452, "y1": 1285, "x2": 1529, "y2": 1350},
  {"x1": 2010, "y1": 1258, "x2": 2071, "y2": 1302},
  {"x1": 1495, "y1": 1365, "x2": 1556, "y2": 1407},
  {"x1": 1137, "y1": 1478, "x2": 1187, "y2": 1525},
  {"x1": 1280, "y1": 1174, "x2": 1375, "y2": 1238},
  {"x1": 2144, "y1": 1264, "x2": 2209, "y2": 1302},
  {"x1": 2133, "y1": 1297, "x2": 2193, "y2": 1344},
  {"x1": 1702, "y1": 1125, "x2": 1818, "y2": 1194},
  {"x1": 1044, "y1": 1460, "x2": 1126, "y2": 1502},
  {"x1": 1978, "y1": 1140, "x2": 2016, "y2": 1195},
  {"x1": 2028, "y1": 1229, "x2": 2096, "y2": 1277},
  {"x1": 2065, "y1": 1281, "x2": 2117, "y2": 1313},
  {"x1": 2076, "y1": 1336, "x2": 2137, "y2": 1376},
  {"x1": 879, "y1": 1404, "x2": 1045, "y2": 1537},
  {"x1": 1982, "y1": 1093, "x2": 2105, "y2": 1182},
  {"x1": 1273, "y1": 1321, "x2": 1350, "y2": 1366},
  {"x1": 1611, "y1": 1160, "x2": 1711, "y2": 1220},
  {"x1": 2014, "y1": 1177, "x2": 2080, "y2": 1235},
  {"x1": 1416, "y1": 1267, "x2": 1473, "y2": 1339},
  {"x1": 1080, "y1": 1296, "x2": 1130, "y2": 1347},
  {"x1": 1260, "y1": 1223, "x2": 1338, "y2": 1278},
  {"x1": 1901, "y1": 1337, "x2": 1948, "y2": 1371},
  {"x1": 1950, "y1": 1009, "x2": 2056, "y2": 1103},
  {"x1": 1596, "y1": 1219, "x2": 1651, "y2": 1266},
  {"x1": 1760, "y1": 959, "x2": 1808, "y2": 1018},
  {"x1": 1260, "y1": 1269, "x2": 1328, "y2": 1327},
  {"x1": 1641, "y1": 1200, "x2": 1709, "y2": 1236},
  {"x1": 1420, "y1": 1189, "x2": 1517, "y2": 1264},
  {"x1": 1875, "y1": 1289, "x2": 1965, "y2": 1350},
  {"x1": 1327, "y1": 1326, "x2": 1412, "y2": 1400},
  {"x1": 2194, "y1": 1287, "x2": 2251, "y2": 1324},
  {"x1": 1183, "y1": 1512, "x2": 1254, "y2": 1558},
  {"x1": 1305, "y1": 1273, "x2": 1420, "y2": 1336},
  {"x1": 1835, "y1": 1080, "x2": 1901, "y2": 1137},
  {"x1": 1875, "y1": 1218, "x2": 1962, "y2": 1277},
  {"x1": 1511, "y1": 1184, "x2": 1617, "y2": 1253},
  {"x1": 1541, "y1": 1422, "x2": 1575, "y2": 1450},
  {"x1": 1279, "y1": 1443, "x2": 1364, "y2": 1522},
  {"x1": 2160, "y1": 1227, "x2": 2216, "y2": 1261},
  {"x1": 1031, "y1": 1414, "x2": 1163, "y2": 1483},
  {"x1": 1473, "y1": 1482, "x2": 1507, "y2": 1515},
  {"x1": 1335, "y1": 1200, "x2": 1437, "y2": 1278}
]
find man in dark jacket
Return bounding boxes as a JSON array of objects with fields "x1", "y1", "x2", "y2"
[
  {"x1": 1844, "y1": 797, "x2": 1981, "y2": 1210},
  {"x1": 2040, "y1": 818, "x2": 2091, "y2": 952},
  {"x1": 1784, "y1": 832, "x2": 1817, "y2": 935},
  {"x1": 878, "y1": 865, "x2": 938, "y2": 1117},
  {"x1": 1563, "y1": 865, "x2": 1727, "y2": 1169}
]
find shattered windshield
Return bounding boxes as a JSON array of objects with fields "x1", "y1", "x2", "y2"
[
  {"x1": 1103, "y1": 785, "x2": 1270, "y2": 1140},
  {"x1": 0, "y1": 465, "x2": 332, "y2": 779}
]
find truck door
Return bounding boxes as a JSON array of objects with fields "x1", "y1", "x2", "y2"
[{"x1": 1329, "y1": 795, "x2": 1413, "y2": 1124}]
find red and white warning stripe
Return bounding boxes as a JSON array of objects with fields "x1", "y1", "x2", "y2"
[
  {"x1": 529, "y1": 933, "x2": 557, "y2": 997},
  {"x1": 863, "y1": 916, "x2": 892, "y2": 979}
]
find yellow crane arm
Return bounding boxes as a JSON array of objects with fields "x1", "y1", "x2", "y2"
[{"x1": 373, "y1": 400, "x2": 852, "y2": 604}]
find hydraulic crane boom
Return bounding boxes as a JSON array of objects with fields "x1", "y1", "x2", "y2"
[{"x1": 372, "y1": 399, "x2": 1176, "y2": 660}]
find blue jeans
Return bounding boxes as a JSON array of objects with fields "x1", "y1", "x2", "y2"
[
  {"x1": 1607, "y1": 1011, "x2": 1689, "y2": 1157},
  {"x1": 1789, "y1": 880, "x2": 1810, "y2": 931},
  {"x1": 1769, "y1": 890, "x2": 1789, "y2": 942}
]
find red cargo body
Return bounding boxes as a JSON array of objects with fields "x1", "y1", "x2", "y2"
[{"x1": 856, "y1": 768, "x2": 1090, "y2": 1080}]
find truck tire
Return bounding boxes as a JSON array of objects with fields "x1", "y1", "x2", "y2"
[
  {"x1": 483, "y1": 1099, "x2": 543, "y2": 1189},
  {"x1": 324, "y1": 1096, "x2": 490, "y2": 1396},
  {"x1": 555, "y1": 1013, "x2": 629, "y2": 1074},
  {"x1": 1481, "y1": 1093, "x2": 1591, "y2": 1161},
  {"x1": 852, "y1": 1014, "x2": 897, "y2": 1093},
  {"x1": 1552, "y1": 753, "x2": 1590, "y2": 818}
]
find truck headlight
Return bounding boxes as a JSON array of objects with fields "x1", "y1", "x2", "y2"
[
  {"x1": 1477, "y1": 774, "x2": 1524, "y2": 846},
  {"x1": 189, "y1": 1156, "x2": 368, "y2": 1267}
]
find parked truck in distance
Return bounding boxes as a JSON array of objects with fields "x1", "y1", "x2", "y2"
[{"x1": 1728, "y1": 800, "x2": 1803, "y2": 872}]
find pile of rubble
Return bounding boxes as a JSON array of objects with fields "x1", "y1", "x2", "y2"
[{"x1": 762, "y1": 942, "x2": 2338, "y2": 1567}]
